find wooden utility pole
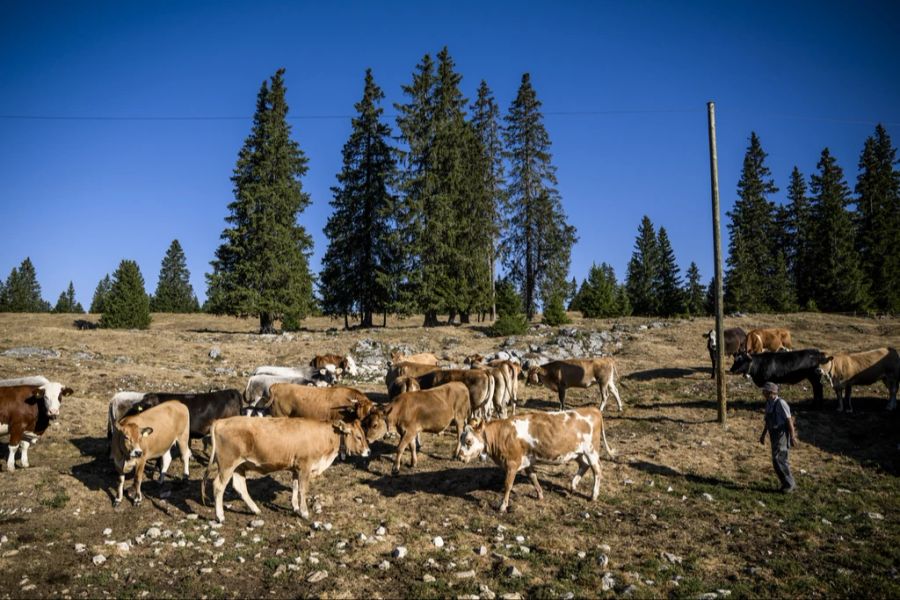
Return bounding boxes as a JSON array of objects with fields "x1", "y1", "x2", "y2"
[{"x1": 707, "y1": 101, "x2": 727, "y2": 426}]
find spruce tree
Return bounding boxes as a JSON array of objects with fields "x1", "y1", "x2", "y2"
[
  {"x1": 855, "y1": 125, "x2": 900, "y2": 312},
  {"x1": 786, "y1": 167, "x2": 816, "y2": 308},
  {"x1": 502, "y1": 73, "x2": 576, "y2": 319},
  {"x1": 577, "y1": 263, "x2": 621, "y2": 318},
  {"x1": 320, "y1": 69, "x2": 397, "y2": 328},
  {"x1": 655, "y1": 227, "x2": 684, "y2": 316},
  {"x1": 490, "y1": 277, "x2": 528, "y2": 336},
  {"x1": 684, "y1": 262, "x2": 706, "y2": 316},
  {"x1": 808, "y1": 148, "x2": 869, "y2": 311},
  {"x1": 90, "y1": 275, "x2": 112, "y2": 314},
  {"x1": 100, "y1": 260, "x2": 151, "y2": 329},
  {"x1": 206, "y1": 69, "x2": 315, "y2": 333},
  {"x1": 151, "y1": 240, "x2": 199, "y2": 313},
  {"x1": 3, "y1": 258, "x2": 47, "y2": 312},
  {"x1": 724, "y1": 132, "x2": 778, "y2": 312},
  {"x1": 625, "y1": 216, "x2": 660, "y2": 315},
  {"x1": 54, "y1": 282, "x2": 84, "y2": 313}
]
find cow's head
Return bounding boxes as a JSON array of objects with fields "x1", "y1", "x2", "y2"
[
  {"x1": 315, "y1": 368, "x2": 338, "y2": 386},
  {"x1": 730, "y1": 352, "x2": 753, "y2": 376},
  {"x1": 457, "y1": 420, "x2": 487, "y2": 463},
  {"x1": 816, "y1": 356, "x2": 835, "y2": 387},
  {"x1": 463, "y1": 354, "x2": 484, "y2": 366},
  {"x1": 361, "y1": 406, "x2": 388, "y2": 443},
  {"x1": 115, "y1": 422, "x2": 153, "y2": 460},
  {"x1": 703, "y1": 329, "x2": 716, "y2": 350},
  {"x1": 241, "y1": 405, "x2": 270, "y2": 417},
  {"x1": 37, "y1": 382, "x2": 73, "y2": 419},
  {"x1": 526, "y1": 366, "x2": 546, "y2": 386},
  {"x1": 333, "y1": 419, "x2": 370, "y2": 458}
]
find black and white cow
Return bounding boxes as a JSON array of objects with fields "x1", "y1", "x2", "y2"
[
  {"x1": 702, "y1": 328, "x2": 747, "y2": 377},
  {"x1": 731, "y1": 349, "x2": 829, "y2": 404}
]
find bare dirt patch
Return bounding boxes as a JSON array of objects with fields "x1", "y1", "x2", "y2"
[{"x1": 0, "y1": 312, "x2": 897, "y2": 598}]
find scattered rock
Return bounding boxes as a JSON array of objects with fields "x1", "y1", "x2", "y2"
[
  {"x1": 307, "y1": 570, "x2": 328, "y2": 583},
  {"x1": 423, "y1": 574, "x2": 436, "y2": 583},
  {"x1": 476, "y1": 545, "x2": 488, "y2": 556},
  {"x1": 250, "y1": 519, "x2": 265, "y2": 528},
  {"x1": 597, "y1": 554, "x2": 609, "y2": 568},
  {"x1": 868, "y1": 512, "x2": 884, "y2": 520},
  {"x1": 378, "y1": 560, "x2": 391, "y2": 570},
  {"x1": 661, "y1": 552, "x2": 682, "y2": 565},
  {"x1": 74, "y1": 544, "x2": 86, "y2": 554},
  {"x1": 506, "y1": 565, "x2": 523, "y2": 578},
  {"x1": 375, "y1": 525, "x2": 387, "y2": 536},
  {"x1": 2, "y1": 347, "x2": 60, "y2": 359},
  {"x1": 146, "y1": 527, "x2": 161, "y2": 539},
  {"x1": 702, "y1": 493, "x2": 714, "y2": 502},
  {"x1": 102, "y1": 528, "x2": 112, "y2": 536},
  {"x1": 208, "y1": 347, "x2": 222, "y2": 359},
  {"x1": 392, "y1": 546, "x2": 408, "y2": 559},
  {"x1": 92, "y1": 554, "x2": 106, "y2": 566},
  {"x1": 601, "y1": 572, "x2": 616, "y2": 591},
  {"x1": 455, "y1": 570, "x2": 476, "y2": 579},
  {"x1": 433, "y1": 536, "x2": 444, "y2": 548},
  {"x1": 479, "y1": 584, "x2": 497, "y2": 600}
]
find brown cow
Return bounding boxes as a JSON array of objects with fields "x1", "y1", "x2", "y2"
[
  {"x1": 743, "y1": 328, "x2": 793, "y2": 354},
  {"x1": 456, "y1": 407, "x2": 615, "y2": 512},
  {"x1": 268, "y1": 384, "x2": 374, "y2": 422},
  {"x1": 526, "y1": 358, "x2": 622, "y2": 411},
  {"x1": 818, "y1": 347, "x2": 900, "y2": 412},
  {"x1": 385, "y1": 362, "x2": 440, "y2": 394},
  {"x1": 416, "y1": 369, "x2": 495, "y2": 419},
  {"x1": 468, "y1": 358, "x2": 522, "y2": 417},
  {"x1": 390, "y1": 351, "x2": 440, "y2": 366},
  {"x1": 202, "y1": 416, "x2": 370, "y2": 521},
  {"x1": 0, "y1": 384, "x2": 69, "y2": 472},
  {"x1": 365, "y1": 381, "x2": 470, "y2": 474},
  {"x1": 111, "y1": 401, "x2": 191, "y2": 506}
]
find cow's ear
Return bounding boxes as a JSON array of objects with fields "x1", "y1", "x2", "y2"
[
  {"x1": 823, "y1": 356, "x2": 833, "y2": 364},
  {"x1": 62, "y1": 387, "x2": 74, "y2": 396},
  {"x1": 33, "y1": 387, "x2": 46, "y2": 399},
  {"x1": 319, "y1": 368, "x2": 327, "y2": 376},
  {"x1": 140, "y1": 427, "x2": 153, "y2": 438},
  {"x1": 333, "y1": 420, "x2": 350, "y2": 433},
  {"x1": 336, "y1": 367, "x2": 343, "y2": 375}
]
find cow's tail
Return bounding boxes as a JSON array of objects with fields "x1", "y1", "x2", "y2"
[
  {"x1": 201, "y1": 421, "x2": 219, "y2": 506},
  {"x1": 599, "y1": 414, "x2": 615, "y2": 458},
  {"x1": 485, "y1": 374, "x2": 496, "y2": 416}
]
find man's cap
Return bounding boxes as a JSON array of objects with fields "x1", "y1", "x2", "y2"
[{"x1": 762, "y1": 382, "x2": 779, "y2": 393}]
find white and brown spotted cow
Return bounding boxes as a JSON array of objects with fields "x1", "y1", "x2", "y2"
[
  {"x1": 0, "y1": 377, "x2": 72, "y2": 471},
  {"x1": 457, "y1": 407, "x2": 615, "y2": 512},
  {"x1": 818, "y1": 347, "x2": 900, "y2": 412}
]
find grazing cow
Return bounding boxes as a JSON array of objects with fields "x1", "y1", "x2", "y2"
[
  {"x1": 390, "y1": 351, "x2": 440, "y2": 366},
  {"x1": 364, "y1": 382, "x2": 470, "y2": 474},
  {"x1": 111, "y1": 401, "x2": 191, "y2": 506},
  {"x1": 456, "y1": 407, "x2": 615, "y2": 512},
  {"x1": 702, "y1": 327, "x2": 747, "y2": 377},
  {"x1": 268, "y1": 384, "x2": 374, "y2": 422},
  {"x1": 0, "y1": 385, "x2": 64, "y2": 471},
  {"x1": 244, "y1": 371, "x2": 336, "y2": 406},
  {"x1": 124, "y1": 389, "x2": 244, "y2": 452},
  {"x1": 385, "y1": 362, "x2": 440, "y2": 394},
  {"x1": 202, "y1": 416, "x2": 370, "y2": 521},
  {"x1": 526, "y1": 358, "x2": 622, "y2": 411},
  {"x1": 743, "y1": 328, "x2": 793, "y2": 354},
  {"x1": 818, "y1": 347, "x2": 900, "y2": 412},
  {"x1": 415, "y1": 369, "x2": 495, "y2": 419},
  {"x1": 309, "y1": 354, "x2": 358, "y2": 377},
  {"x1": 731, "y1": 349, "x2": 829, "y2": 404}
]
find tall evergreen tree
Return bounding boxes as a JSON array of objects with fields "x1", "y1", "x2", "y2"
[
  {"x1": 100, "y1": 260, "x2": 151, "y2": 329},
  {"x1": 808, "y1": 148, "x2": 869, "y2": 311},
  {"x1": 684, "y1": 262, "x2": 706, "y2": 316},
  {"x1": 90, "y1": 274, "x2": 112, "y2": 314},
  {"x1": 655, "y1": 227, "x2": 683, "y2": 315},
  {"x1": 320, "y1": 69, "x2": 397, "y2": 328},
  {"x1": 470, "y1": 80, "x2": 506, "y2": 320},
  {"x1": 54, "y1": 281, "x2": 84, "y2": 313},
  {"x1": 575, "y1": 263, "x2": 621, "y2": 318},
  {"x1": 2, "y1": 258, "x2": 47, "y2": 312},
  {"x1": 151, "y1": 240, "x2": 199, "y2": 313},
  {"x1": 502, "y1": 73, "x2": 576, "y2": 319},
  {"x1": 785, "y1": 167, "x2": 816, "y2": 308},
  {"x1": 625, "y1": 216, "x2": 660, "y2": 315},
  {"x1": 206, "y1": 69, "x2": 315, "y2": 333},
  {"x1": 855, "y1": 124, "x2": 900, "y2": 312}
]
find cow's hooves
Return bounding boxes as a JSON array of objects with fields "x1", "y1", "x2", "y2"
[{"x1": 112, "y1": 500, "x2": 121, "y2": 508}]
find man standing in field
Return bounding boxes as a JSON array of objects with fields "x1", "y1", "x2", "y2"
[{"x1": 759, "y1": 382, "x2": 798, "y2": 493}]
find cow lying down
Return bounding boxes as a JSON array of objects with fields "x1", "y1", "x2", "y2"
[{"x1": 457, "y1": 407, "x2": 614, "y2": 512}]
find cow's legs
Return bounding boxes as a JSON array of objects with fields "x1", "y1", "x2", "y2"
[
  {"x1": 572, "y1": 456, "x2": 591, "y2": 493},
  {"x1": 6, "y1": 444, "x2": 18, "y2": 472},
  {"x1": 844, "y1": 386, "x2": 854, "y2": 413},
  {"x1": 159, "y1": 450, "x2": 172, "y2": 485},
  {"x1": 587, "y1": 451, "x2": 602, "y2": 500},
  {"x1": 114, "y1": 473, "x2": 126, "y2": 506},
  {"x1": 558, "y1": 386, "x2": 567, "y2": 410},
  {"x1": 599, "y1": 386, "x2": 609, "y2": 411},
  {"x1": 133, "y1": 459, "x2": 147, "y2": 505},
  {"x1": 887, "y1": 378, "x2": 898, "y2": 411},
  {"x1": 393, "y1": 428, "x2": 416, "y2": 474},
  {"x1": 18, "y1": 440, "x2": 30, "y2": 468},
  {"x1": 410, "y1": 429, "x2": 420, "y2": 468},
  {"x1": 296, "y1": 468, "x2": 311, "y2": 519},
  {"x1": 499, "y1": 461, "x2": 519, "y2": 512},
  {"x1": 811, "y1": 377, "x2": 824, "y2": 406},
  {"x1": 231, "y1": 469, "x2": 260, "y2": 515},
  {"x1": 177, "y1": 433, "x2": 192, "y2": 478},
  {"x1": 526, "y1": 467, "x2": 543, "y2": 501},
  {"x1": 608, "y1": 380, "x2": 623, "y2": 411},
  {"x1": 213, "y1": 463, "x2": 238, "y2": 522},
  {"x1": 452, "y1": 419, "x2": 464, "y2": 458},
  {"x1": 835, "y1": 386, "x2": 844, "y2": 412}
]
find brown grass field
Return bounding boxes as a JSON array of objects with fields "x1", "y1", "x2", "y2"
[{"x1": 0, "y1": 311, "x2": 898, "y2": 599}]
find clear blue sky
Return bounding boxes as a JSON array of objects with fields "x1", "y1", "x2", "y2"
[{"x1": 1, "y1": 1, "x2": 898, "y2": 308}]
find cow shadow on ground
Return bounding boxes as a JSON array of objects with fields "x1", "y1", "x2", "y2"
[
  {"x1": 365, "y1": 465, "x2": 503, "y2": 503},
  {"x1": 628, "y1": 459, "x2": 773, "y2": 493},
  {"x1": 625, "y1": 368, "x2": 699, "y2": 381},
  {"x1": 614, "y1": 414, "x2": 718, "y2": 426}
]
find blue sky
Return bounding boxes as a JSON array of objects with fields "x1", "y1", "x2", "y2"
[{"x1": 1, "y1": 1, "x2": 898, "y2": 308}]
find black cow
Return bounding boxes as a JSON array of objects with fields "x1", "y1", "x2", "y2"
[
  {"x1": 125, "y1": 389, "x2": 243, "y2": 442},
  {"x1": 730, "y1": 350, "x2": 829, "y2": 404},
  {"x1": 703, "y1": 327, "x2": 747, "y2": 378}
]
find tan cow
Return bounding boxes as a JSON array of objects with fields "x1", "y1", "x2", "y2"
[
  {"x1": 467, "y1": 358, "x2": 521, "y2": 417},
  {"x1": 385, "y1": 362, "x2": 440, "y2": 395},
  {"x1": 743, "y1": 328, "x2": 793, "y2": 354},
  {"x1": 390, "y1": 351, "x2": 440, "y2": 366},
  {"x1": 526, "y1": 358, "x2": 622, "y2": 411},
  {"x1": 416, "y1": 369, "x2": 495, "y2": 419},
  {"x1": 111, "y1": 401, "x2": 191, "y2": 506},
  {"x1": 268, "y1": 383, "x2": 374, "y2": 421},
  {"x1": 818, "y1": 347, "x2": 900, "y2": 412},
  {"x1": 202, "y1": 416, "x2": 370, "y2": 521},
  {"x1": 364, "y1": 381, "x2": 470, "y2": 474},
  {"x1": 456, "y1": 407, "x2": 615, "y2": 512}
]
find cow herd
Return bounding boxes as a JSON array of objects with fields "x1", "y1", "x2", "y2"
[{"x1": 1, "y1": 325, "x2": 898, "y2": 521}]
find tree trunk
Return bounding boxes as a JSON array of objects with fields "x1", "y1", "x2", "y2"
[
  {"x1": 460, "y1": 312, "x2": 470, "y2": 324},
  {"x1": 383, "y1": 311, "x2": 387, "y2": 328},
  {"x1": 361, "y1": 311, "x2": 373, "y2": 328},
  {"x1": 344, "y1": 313, "x2": 349, "y2": 330},
  {"x1": 259, "y1": 312, "x2": 277, "y2": 334},
  {"x1": 423, "y1": 310, "x2": 440, "y2": 327},
  {"x1": 448, "y1": 310, "x2": 457, "y2": 325}
]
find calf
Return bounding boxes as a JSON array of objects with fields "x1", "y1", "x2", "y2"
[
  {"x1": 731, "y1": 349, "x2": 829, "y2": 404},
  {"x1": 385, "y1": 362, "x2": 440, "y2": 394},
  {"x1": 818, "y1": 347, "x2": 900, "y2": 412},
  {"x1": 268, "y1": 384, "x2": 374, "y2": 422},
  {"x1": 309, "y1": 354, "x2": 357, "y2": 377},
  {"x1": 457, "y1": 407, "x2": 615, "y2": 512},
  {"x1": 107, "y1": 392, "x2": 146, "y2": 443},
  {"x1": 526, "y1": 358, "x2": 622, "y2": 411},
  {"x1": 111, "y1": 401, "x2": 191, "y2": 506},
  {"x1": 202, "y1": 416, "x2": 370, "y2": 522},
  {"x1": 390, "y1": 351, "x2": 440, "y2": 366},
  {"x1": 743, "y1": 328, "x2": 793, "y2": 354},
  {"x1": 364, "y1": 382, "x2": 470, "y2": 474},
  {"x1": 0, "y1": 385, "x2": 63, "y2": 471},
  {"x1": 416, "y1": 369, "x2": 495, "y2": 419},
  {"x1": 703, "y1": 327, "x2": 747, "y2": 377}
]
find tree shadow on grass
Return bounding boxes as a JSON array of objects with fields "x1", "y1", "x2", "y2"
[
  {"x1": 624, "y1": 368, "x2": 698, "y2": 381},
  {"x1": 615, "y1": 414, "x2": 718, "y2": 426}
]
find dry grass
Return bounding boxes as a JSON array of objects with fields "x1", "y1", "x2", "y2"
[{"x1": 0, "y1": 311, "x2": 898, "y2": 599}]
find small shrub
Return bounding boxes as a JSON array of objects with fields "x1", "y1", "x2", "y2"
[
  {"x1": 489, "y1": 314, "x2": 529, "y2": 337},
  {"x1": 542, "y1": 294, "x2": 570, "y2": 326}
]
